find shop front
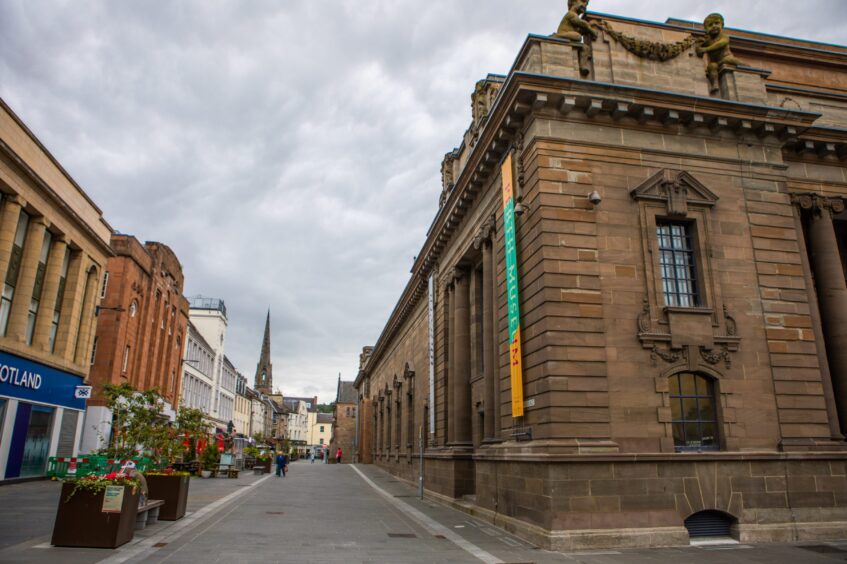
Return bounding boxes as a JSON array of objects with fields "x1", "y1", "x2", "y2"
[{"x1": 0, "y1": 350, "x2": 86, "y2": 481}]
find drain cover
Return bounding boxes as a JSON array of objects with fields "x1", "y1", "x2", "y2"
[
  {"x1": 388, "y1": 533, "x2": 417, "y2": 538},
  {"x1": 266, "y1": 511, "x2": 284, "y2": 515}
]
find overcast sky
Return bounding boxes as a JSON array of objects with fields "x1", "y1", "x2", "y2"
[{"x1": 1, "y1": 1, "x2": 845, "y2": 404}]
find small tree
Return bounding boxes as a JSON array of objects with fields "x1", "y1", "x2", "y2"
[
  {"x1": 173, "y1": 406, "x2": 207, "y2": 461},
  {"x1": 100, "y1": 383, "x2": 168, "y2": 461},
  {"x1": 200, "y1": 443, "x2": 219, "y2": 471}
]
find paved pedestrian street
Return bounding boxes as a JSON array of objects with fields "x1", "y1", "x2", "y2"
[{"x1": 0, "y1": 462, "x2": 845, "y2": 564}]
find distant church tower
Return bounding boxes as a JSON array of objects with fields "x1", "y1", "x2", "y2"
[{"x1": 255, "y1": 310, "x2": 273, "y2": 394}]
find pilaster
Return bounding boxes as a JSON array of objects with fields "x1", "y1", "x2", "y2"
[{"x1": 6, "y1": 216, "x2": 47, "y2": 343}]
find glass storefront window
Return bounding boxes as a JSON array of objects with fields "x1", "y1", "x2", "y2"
[
  {"x1": 0, "y1": 399, "x2": 6, "y2": 448},
  {"x1": 20, "y1": 405, "x2": 54, "y2": 477}
]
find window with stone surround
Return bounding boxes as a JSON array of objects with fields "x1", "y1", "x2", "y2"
[
  {"x1": 631, "y1": 169, "x2": 719, "y2": 314},
  {"x1": 669, "y1": 372, "x2": 719, "y2": 451},
  {"x1": 656, "y1": 221, "x2": 700, "y2": 307}
]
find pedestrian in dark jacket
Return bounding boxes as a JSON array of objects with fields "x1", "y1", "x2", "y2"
[{"x1": 276, "y1": 452, "x2": 287, "y2": 477}]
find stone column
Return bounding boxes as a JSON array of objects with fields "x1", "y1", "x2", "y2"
[
  {"x1": 395, "y1": 383, "x2": 402, "y2": 451},
  {"x1": 491, "y1": 232, "x2": 501, "y2": 439},
  {"x1": 446, "y1": 281, "x2": 455, "y2": 445},
  {"x1": 54, "y1": 250, "x2": 84, "y2": 361},
  {"x1": 375, "y1": 400, "x2": 381, "y2": 456},
  {"x1": 453, "y1": 267, "x2": 472, "y2": 446},
  {"x1": 482, "y1": 239, "x2": 496, "y2": 441},
  {"x1": 798, "y1": 194, "x2": 847, "y2": 434},
  {"x1": 0, "y1": 196, "x2": 25, "y2": 282},
  {"x1": 7, "y1": 217, "x2": 47, "y2": 343},
  {"x1": 33, "y1": 237, "x2": 67, "y2": 352},
  {"x1": 73, "y1": 266, "x2": 99, "y2": 367}
]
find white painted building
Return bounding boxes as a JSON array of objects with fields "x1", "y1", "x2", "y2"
[
  {"x1": 248, "y1": 388, "x2": 266, "y2": 439},
  {"x1": 186, "y1": 296, "x2": 235, "y2": 431},
  {"x1": 181, "y1": 321, "x2": 215, "y2": 417},
  {"x1": 283, "y1": 398, "x2": 309, "y2": 446}
]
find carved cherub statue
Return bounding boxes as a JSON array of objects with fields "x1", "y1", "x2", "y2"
[
  {"x1": 696, "y1": 13, "x2": 743, "y2": 94},
  {"x1": 554, "y1": 0, "x2": 598, "y2": 42}
]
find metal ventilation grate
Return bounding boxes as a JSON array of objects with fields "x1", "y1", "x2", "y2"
[{"x1": 685, "y1": 510, "x2": 734, "y2": 538}]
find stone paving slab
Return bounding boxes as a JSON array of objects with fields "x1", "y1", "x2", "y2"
[{"x1": 0, "y1": 462, "x2": 845, "y2": 563}]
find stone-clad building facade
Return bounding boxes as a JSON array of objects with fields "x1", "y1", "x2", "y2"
[
  {"x1": 0, "y1": 98, "x2": 112, "y2": 480},
  {"x1": 330, "y1": 378, "x2": 357, "y2": 463},
  {"x1": 355, "y1": 7, "x2": 847, "y2": 550}
]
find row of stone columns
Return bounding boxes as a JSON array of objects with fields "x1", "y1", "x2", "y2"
[
  {"x1": 793, "y1": 193, "x2": 847, "y2": 438},
  {"x1": 443, "y1": 217, "x2": 499, "y2": 447},
  {"x1": 0, "y1": 195, "x2": 98, "y2": 365}
]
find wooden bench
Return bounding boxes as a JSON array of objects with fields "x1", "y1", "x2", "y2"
[
  {"x1": 213, "y1": 464, "x2": 240, "y2": 479},
  {"x1": 135, "y1": 499, "x2": 165, "y2": 530}
]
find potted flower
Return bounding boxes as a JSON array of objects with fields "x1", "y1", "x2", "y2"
[
  {"x1": 200, "y1": 443, "x2": 218, "y2": 478},
  {"x1": 255, "y1": 452, "x2": 272, "y2": 473},
  {"x1": 52, "y1": 472, "x2": 141, "y2": 548},
  {"x1": 143, "y1": 469, "x2": 191, "y2": 520}
]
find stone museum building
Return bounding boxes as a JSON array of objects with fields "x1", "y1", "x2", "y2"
[
  {"x1": 80, "y1": 235, "x2": 189, "y2": 453},
  {"x1": 0, "y1": 98, "x2": 112, "y2": 481},
  {"x1": 354, "y1": 7, "x2": 847, "y2": 550}
]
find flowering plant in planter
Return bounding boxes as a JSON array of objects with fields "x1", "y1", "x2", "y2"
[
  {"x1": 65, "y1": 472, "x2": 140, "y2": 501},
  {"x1": 144, "y1": 469, "x2": 191, "y2": 478}
]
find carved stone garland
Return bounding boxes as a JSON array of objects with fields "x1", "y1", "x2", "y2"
[{"x1": 594, "y1": 20, "x2": 697, "y2": 62}]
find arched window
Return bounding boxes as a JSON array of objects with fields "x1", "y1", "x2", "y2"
[{"x1": 669, "y1": 372, "x2": 719, "y2": 451}]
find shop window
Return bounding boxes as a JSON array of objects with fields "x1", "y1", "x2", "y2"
[
  {"x1": 657, "y1": 221, "x2": 700, "y2": 307},
  {"x1": 669, "y1": 372, "x2": 719, "y2": 451}
]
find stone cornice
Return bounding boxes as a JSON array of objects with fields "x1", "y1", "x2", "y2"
[
  {"x1": 360, "y1": 64, "x2": 826, "y2": 382},
  {"x1": 0, "y1": 138, "x2": 115, "y2": 257}
]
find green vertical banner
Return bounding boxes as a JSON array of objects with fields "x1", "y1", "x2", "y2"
[{"x1": 500, "y1": 153, "x2": 524, "y2": 418}]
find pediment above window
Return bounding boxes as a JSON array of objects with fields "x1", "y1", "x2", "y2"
[{"x1": 630, "y1": 170, "x2": 718, "y2": 217}]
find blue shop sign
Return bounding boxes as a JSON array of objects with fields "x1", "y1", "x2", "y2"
[{"x1": 0, "y1": 350, "x2": 86, "y2": 410}]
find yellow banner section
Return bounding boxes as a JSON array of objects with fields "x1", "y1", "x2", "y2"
[
  {"x1": 501, "y1": 153, "x2": 514, "y2": 208},
  {"x1": 510, "y1": 326, "x2": 524, "y2": 417}
]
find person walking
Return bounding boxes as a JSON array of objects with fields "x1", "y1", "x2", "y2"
[
  {"x1": 336, "y1": 447, "x2": 342, "y2": 464},
  {"x1": 310, "y1": 450, "x2": 315, "y2": 464},
  {"x1": 275, "y1": 452, "x2": 287, "y2": 477}
]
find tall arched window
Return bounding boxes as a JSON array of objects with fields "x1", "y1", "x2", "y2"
[{"x1": 669, "y1": 372, "x2": 719, "y2": 451}]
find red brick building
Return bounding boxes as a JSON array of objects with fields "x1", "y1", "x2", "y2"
[{"x1": 80, "y1": 235, "x2": 189, "y2": 452}]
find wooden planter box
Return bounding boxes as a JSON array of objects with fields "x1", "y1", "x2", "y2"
[
  {"x1": 52, "y1": 482, "x2": 139, "y2": 548},
  {"x1": 145, "y1": 474, "x2": 190, "y2": 521},
  {"x1": 256, "y1": 462, "x2": 271, "y2": 473}
]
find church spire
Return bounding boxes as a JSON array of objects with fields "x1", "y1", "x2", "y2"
[{"x1": 255, "y1": 309, "x2": 273, "y2": 394}]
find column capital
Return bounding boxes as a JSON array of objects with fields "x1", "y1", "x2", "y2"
[
  {"x1": 450, "y1": 265, "x2": 468, "y2": 284},
  {"x1": 30, "y1": 216, "x2": 51, "y2": 229},
  {"x1": 2, "y1": 193, "x2": 27, "y2": 208},
  {"x1": 792, "y1": 193, "x2": 846, "y2": 216},
  {"x1": 472, "y1": 215, "x2": 497, "y2": 250}
]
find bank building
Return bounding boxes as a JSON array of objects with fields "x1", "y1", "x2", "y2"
[
  {"x1": 354, "y1": 5, "x2": 847, "y2": 550},
  {"x1": 0, "y1": 99, "x2": 111, "y2": 481}
]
